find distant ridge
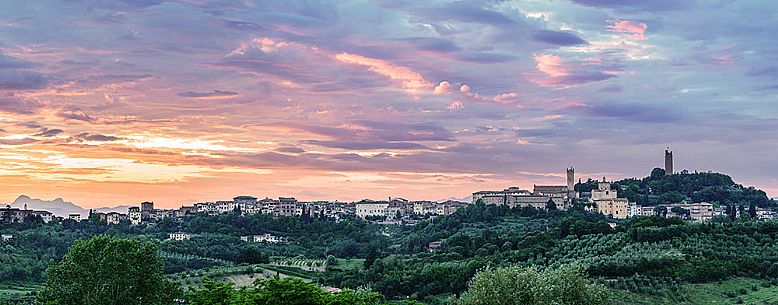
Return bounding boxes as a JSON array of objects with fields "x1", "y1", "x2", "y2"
[
  {"x1": 7, "y1": 195, "x2": 132, "y2": 217},
  {"x1": 438, "y1": 196, "x2": 471, "y2": 203}
]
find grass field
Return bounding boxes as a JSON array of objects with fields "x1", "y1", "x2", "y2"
[{"x1": 613, "y1": 278, "x2": 778, "y2": 305}]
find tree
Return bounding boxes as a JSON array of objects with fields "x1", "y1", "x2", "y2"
[
  {"x1": 36, "y1": 236, "x2": 179, "y2": 305},
  {"x1": 456, "y1": 265, "x2": 611, "y2": 305},
  {"x1": 650, "y1": 168, "x2": 666, "y2": 180},
  {"x1": 546, "y1": 199, "x2": 557, "y2": 210}
]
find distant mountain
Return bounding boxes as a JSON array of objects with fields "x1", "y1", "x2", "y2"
[
  {"x1": 7, "y1": 195, "x2": 132, "y2": 218},
  {"x1": 438, "y1": 196, "x2": 472, "y2": 203}
]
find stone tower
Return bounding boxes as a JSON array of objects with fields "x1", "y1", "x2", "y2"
[
  {"x1": 664, "y1": 149, "x2": 673, "y2": 175},
  {"x1": 566, "y1": 167, "x2": 575, "y2": 195}
]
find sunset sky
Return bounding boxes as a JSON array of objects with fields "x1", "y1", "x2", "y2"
[{"x1": 1, "y1": 0, "x2": 777, "y2": 208}]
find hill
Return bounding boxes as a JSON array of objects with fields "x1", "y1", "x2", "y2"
[
  {"x1": 576, "y1": 168, "x2": 773, "y2": 207},
  {"x1": 7, "y1": 195, "x2": 132, "y2": 217}
]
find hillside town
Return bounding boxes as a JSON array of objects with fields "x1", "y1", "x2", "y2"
[{"x1": 2, "y1": 150, "x2": 775, "y2": 228}]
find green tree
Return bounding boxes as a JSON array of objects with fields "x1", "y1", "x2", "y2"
[
  {"x1": 36, "y1": 236, "x2": 179, "y2": 305},
  {"x1": 456, "y1": 265, "x2": 611, "y2": 305}
]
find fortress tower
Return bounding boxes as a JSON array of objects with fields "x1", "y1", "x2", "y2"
[
  {"x1": 566, "y1": 167, "x2": 575, "y2": 195},
  {"x1": 665, "y1": 149, "x2": 673, "y2": 175}
]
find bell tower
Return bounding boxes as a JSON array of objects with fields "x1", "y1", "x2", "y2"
[{"x1": 664, "y1": 148, "x2": 673, "y2": 175}]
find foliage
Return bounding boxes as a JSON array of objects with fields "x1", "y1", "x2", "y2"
[
  {"x1": 35, "y1": 236, "x2": 179, "y2": 305},
  {"x1": 606, "y1": 168, "x2": 774, "y2": 207},
  {"x1": 188, "y1": 277, "x2": 388, "y2": 305},
  {"x1": 456, "y1": 265, "x2": 612, "y2": 305}
]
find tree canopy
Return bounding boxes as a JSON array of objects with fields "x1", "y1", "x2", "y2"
[
  {"x1": 36, "y1": 235, "x2": 179, "y2": 305},
  {"x1": 456, "y1": 265, "x2": 611, "y2": 305}
]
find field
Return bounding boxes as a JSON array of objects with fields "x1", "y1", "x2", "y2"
[
  {"x1": 0, "y1": 282, "x2": 39, "y2": 303},
  {"x1": 614, "y1": 278, "x2": 778, "y2": 305}
]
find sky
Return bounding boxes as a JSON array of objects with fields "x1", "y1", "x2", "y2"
[{"x1": 1, "y1": 0, "x2": 777, "y2": 208}]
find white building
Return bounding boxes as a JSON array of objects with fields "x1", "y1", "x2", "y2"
[
  {"x1": 128, "y1": 207, "x2": 142, "y2": 225},
  {"x1": 1, "y1": 234, "x2": 12, "y2": 241},
  {"x1": 240, "y1": 233, "x2": 287, "y2": 243},
  {"x1": 356, "y1": 201, "x2": 389, "y2": 219},
  {"x1": 216, "y1": 201, "x2": 237, "y2": 214},
  {"x1": 68, "y1": 213, "x2": 81, "y2": 222},
  {"x1": 168, "y1": 232, "x2": 192, "y2": 241}
]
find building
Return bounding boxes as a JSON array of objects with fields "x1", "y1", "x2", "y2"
[
  {"x1": 176, "y1": 206, "x2": 196, "y2": 217},
  {"x1": 128, "y1": 207, "x2": 142, "y2": 225},
  {"x1": 168, "y1": 232, "x2": 192, "y2": 241},
  {"x1": 0, "y1": 205, "x2": 28, "y2": 223},
  {"x1": 1, "y1": 234, "x2": 12, "y2": 242},
  {"x1": 30, "y1": 210, "x2": 53, "y2": 223},
  {"x1": 105, "y1": 212, "x2": 126, "y2": 225},
  {"x1": 273, "y1": 197, "x2": 297, "y2": 217},
  {"x1": 533, "y1": 185, "x2": 569, "y2": 197},
  {"x1": 437, "y1": 200, "x2": 467, "y2": 215},
  {"x1": 215, "y1": 200, "x2": 236, "y2": 214},
  {"x1": 68, "y1": 213, "x2": 81, "y2": 222},
  {"x1": 567, "y1": 167, "x2": 576, "y2": 198},
  {"x1": 240, "y1": 233, "x2": 287, "y2": 243},
  {"x1": 356, "y1": 200, "x2": 389, "y2": 219},
  {"x1": 662, "y1": 202, "x2": 713, "y2": 221},
  {"x1": 592, "y1": 178, "x2": 629, "y2": 219},
  {"x1": 412, "y1": 201, "x2": 438, "y2": 215},
  {"x1": 665, "y1": 149, "x2": 674, "y2": 175},
  {"x1": 472, "y1": 187, "x2": 532, "y2": 204},
  {"x1": 509, "y1": 195, "x2": 564, "y2": 210}
]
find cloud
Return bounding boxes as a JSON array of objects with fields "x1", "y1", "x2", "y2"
[
  {"x1": 178, "y1": 90, "x2": 239, "y2": 99},
  {"x1": 303, "y1": 140, "x2": 431, "y2": 150},
  {"x1": 0, "y1": 70, "x2": 47, "y2": 89},
  {"x1": 333, "y1": 53, "x2": 434, "y2": 95},
  {"x1": 572, "y1": 0, "x2": 690, "y2": 12},
  {"x1": 59, "y1": 110, "x2": 95, "y2": 122},
  {"x1": 0, "y1": 97, "x2": 42, "y2": 114},
  {"x1": 433, "y1": 81, "x2": 454, "y2": 95},
  {"x1": 34, "y1": 128, "x2": 64, "y2": 137},
  {"x1": 532, "y1": 30, "x2": 588, "y2": 46},
  {"x1": 607, "y1": 20, "x2": 648, "y2": 40},
  {"x1": 73, "y1": 132, "x2": 123, "y2": 142},
  {"x1": 0, "y1": 54, "x2": 31, "y2": 69},
  {"x1": 533, "y1": 54, "x2": 619, "y2": 87},
  {"x1": 448, "y1": 101, "x2": 464, "y2": 110},
  {"x1": 0, "y1": 138, "x2": 37, "y2": 145}
]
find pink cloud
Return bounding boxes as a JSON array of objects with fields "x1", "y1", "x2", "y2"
[
  {"x1": 535, "y1": 54, "x2": 568, "y2": 77},
  {"x1": 332, "y1": 53, "x2": 434, "y2": 95},
  {"x1": 433, "y1": 81, "x2": 453, "y2": 95},
  {"x1": 447, "y1": 101, "x2": 464, "y2": 110},
  {"x1": 607, "y1": 20, "x2": 648, "y2": 40}
]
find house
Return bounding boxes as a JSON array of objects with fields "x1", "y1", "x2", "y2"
[
  {"x1": 128, "y1": 207, "x2": 142, "y2": 225},
  {"x1": 240, "y1": 233, "x2": 288, "y2": 243},
  {"x1": 273, "y1": 197, "x2": 297, "y2": 217},
  {"x1": 68, "y1": 213, "x2": 82, "y2": 222},
  {"x1": 30, "y1": 210, "x2": 53, "y2": 223},
  {"x1": 168, "y1": 232, "x2": 192, "y2": 241},
  {"x1": 1, "y1": 234, "x2": 12, "y2": 242},
  {"x1": 105, "y1": 212, "x2": 126, "y2": 225},
  {"x1": 412, "y1": 201, "x2": 437, "y2": 215},
  {"x1": 427, "y1": 241, "x2": 443, "y2": 251}
]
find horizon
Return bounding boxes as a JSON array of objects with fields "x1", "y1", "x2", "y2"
[{"x1": 2, "y1": 1, "x2": 778, "y2": 208}]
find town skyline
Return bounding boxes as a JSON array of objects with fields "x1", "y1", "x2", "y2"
[{"x1": 2, "y1": 1, "x2": 778, "y2": 208}]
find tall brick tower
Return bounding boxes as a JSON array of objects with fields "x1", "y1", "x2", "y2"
[
  {"x1": 566, "y1": 167, "x2": 575, "y2": 196},
  {"x1": 664, "y1": 149, "x2": 673, "y2": 175}
]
